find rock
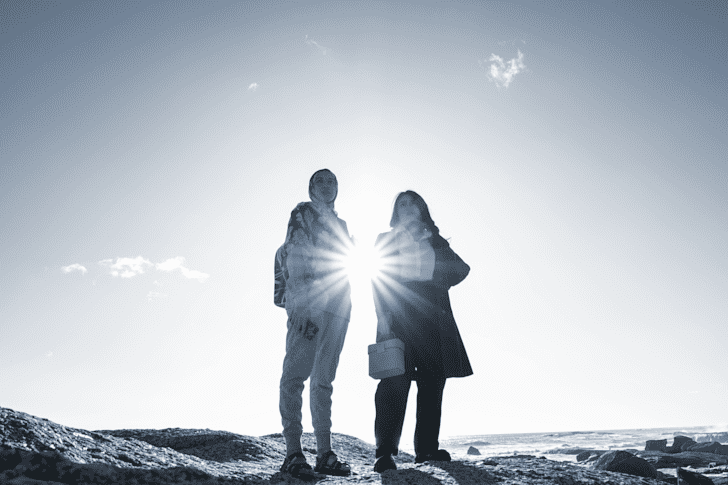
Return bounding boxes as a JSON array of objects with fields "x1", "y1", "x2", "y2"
[
  {"x1": 672, "y1": 435, "x2": 698, "y2": 453},
  {"x1": 683, "y1": 440, "x2": 701, "y2": 452},
  {"x1": 466, "y1": 446, "x2": 481, "y2": 455},
  {"x1": 641, "y1": 451, "x2": 728, "y2": 469},
  {"x1": 592, "y1": 450, "x2": 658, "y2": 479},
  {"x1": 645, "y1": 439, "x2": 667, "y2": 452},
  {"x1": 576, "y1": 451, "x2": 592, "y2": 462},
  {"x1": 0, "y1": 406, "x2": 706, "y2": 485},
  {"x1": 586, "y1": 454, "x2": 601, "y2": 464},
  {"x1": 678, "y1": 467, "x2": 716, "y2": 485},
  {"x1": 690, "y1": 443, "x2": 725, "y2": 454}
]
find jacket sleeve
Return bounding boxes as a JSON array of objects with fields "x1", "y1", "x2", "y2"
[
  {"x1": 283, "y1": 204, "x2": 314, "y2": 308},
  {"x1": 433, "y1": 245, "x2": 470, "y2": 289}
]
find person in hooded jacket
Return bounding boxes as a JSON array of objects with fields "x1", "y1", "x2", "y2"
[
  {"x1": 371, "y1": 190, "x2": 473, "y2": 473},
  {"x1": 277, "y1": 169, "x2": 353, "y2": 479}
]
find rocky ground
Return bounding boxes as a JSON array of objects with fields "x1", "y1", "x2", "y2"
[{"x1": 2, "y1": 407, "x2": 727, "y2": 484}]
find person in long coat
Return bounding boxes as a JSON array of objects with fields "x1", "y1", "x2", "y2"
[{"x1": 372, "y1": 190, "x2": 473, "y2": 473}]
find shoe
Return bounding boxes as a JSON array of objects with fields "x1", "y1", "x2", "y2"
[
  {"x1": 280, "y1": 452, "x2": 315, "y2": 480},
  {"x1": 373, "y1": 454, "x2": 397, "y2": 473},
  {"x1": 415, "y1": 449, "x2": 451, "y2": 463},
  {"x1": 314, "y1": 450, "x2": 351, "y2": 477}
]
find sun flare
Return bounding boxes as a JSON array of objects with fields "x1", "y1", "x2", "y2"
[{"x1": 344, "y1": 241, "x2": 384, "y2": 285}]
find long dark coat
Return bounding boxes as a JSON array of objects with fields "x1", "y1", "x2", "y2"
[{"x1": 373, "y1": 230, "x2": 473, "y2": 380}]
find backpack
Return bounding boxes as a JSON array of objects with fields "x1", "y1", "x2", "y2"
[{"x1": 274, "y1": 244, "x2": 286, "y2": 308}]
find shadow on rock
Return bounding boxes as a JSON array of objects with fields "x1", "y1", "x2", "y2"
[
  {"x1": 100, "y1": 428, "x2": 286, "y2": 463},
  {"x1": 434, "y1": 461, "x2": 500, "y2": 484},
  {"x1": 380, "y1": 468, "x2": 443, "y2": 485}
]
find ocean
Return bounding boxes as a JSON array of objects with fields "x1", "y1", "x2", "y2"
[{"x1": 427, "y1": 426, "x2": 728, "y2": 461}]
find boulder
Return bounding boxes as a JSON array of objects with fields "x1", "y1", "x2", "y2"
[
  {"x1": 592, "y1": 450, "x2": 658, "y2": 479},
  {"x1": 645, "y1": 440, "x2": 667, "y2": 452},
  {"x1": 689, "y1": 443, "x2": 725, "y2": 454},
  {"x1": 678, "y1": 467, "x2": 716, "y2": 485},
  {"x1": 467, "y1": 446, "x2": 481, "y2": 455},
  {"x1": 645, "y1": 452, "x2": 728, "y2": 469},
  {"x1": 576, "y1": 451, "x2": 593, "y2": 462},
  {"x1": 683, "y1": 440, "x2": 700, "y2": 452},
  {"x1": 586, "y1": 454, "x2": 601, "y2": 464},
  {"x1": 669, "y1": 436, "x2": 697, "y2": 453}
]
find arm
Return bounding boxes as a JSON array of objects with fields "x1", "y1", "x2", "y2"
[
  {"x1": 283, "y1": 204, "x2": 315, "y2": 320},
  {"x1": 433, "y1": 245, "x2": 470, "y2": 289}
]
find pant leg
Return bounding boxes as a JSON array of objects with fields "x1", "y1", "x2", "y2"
[
  {"x1": 374, "y1": 373, "x2": 412, "y2": 457},
  {"x1": 413, "y1": 373, "x2": 446, "y2": 456},
  {"x1": 309, "y1": 310, "x2": 349, "y2": 454},
  {"x1": 279, "y1": 313, "x2": 318, "y2": 455}
]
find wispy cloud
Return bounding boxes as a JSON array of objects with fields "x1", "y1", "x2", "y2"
[
  {"x1": 248, "y1": 82, "x2": 258, "y2": 91},
  {"x1": 305, "y1": 35, "x2": 327, "y2": 55},
  {"x1": 61, "y1": 263, "x2": 87, "y2": 274},
  {"x1": 482, "y1": 49, "x2": 526, "y2": 88},
  {"x1": 156, "y1": 257, "x2": 209, "y2": 282},
  {"x1": 99, "y1": 256, "x2": 153, "y2": 278}
]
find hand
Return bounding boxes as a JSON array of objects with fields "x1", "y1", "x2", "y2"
[
  {"x1": 376, "y1": 332, "x2": 397, "y2": 343},
  {"x1": 289, "y1": 304, "x2": 311, "y2": 334}
]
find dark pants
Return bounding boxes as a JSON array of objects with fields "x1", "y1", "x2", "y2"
[{"x1": 374, "y1": 371, "x2": 447, "y2": 458}]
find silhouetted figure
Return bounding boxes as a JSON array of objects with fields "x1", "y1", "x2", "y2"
[
  {"x1": 276, "y1": 169, "x2": 353, "y2": 479},
  {"x1": 371, "y1": 190, "x2": 473, "y2": 473}
]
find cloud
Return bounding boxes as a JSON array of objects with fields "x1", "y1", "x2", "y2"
[
  {"x1": 61, "y1": 263, "x2": 87, "y2": 274},
  {"x1": 155, "y1": 257, "x2": 209, "y2": 282},
  {"x1": 483, "y1": 49, "x2": 526, "y2": 88},
  {"x1": 305, "y1": 35, "x2": 327, "y2": 55},
  {"x1": 99, "y1": 256, "x2": 153, "y2": 278},
  {"x1": 248, "y1": 82, "x2": 258, "y2": 91},
  {"x1": 45, "y1": 351, "x2": 53, "y2": 358}
]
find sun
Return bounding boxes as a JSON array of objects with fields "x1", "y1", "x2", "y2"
[{"x1": 344, "y1": 239, "x2": 384, "y2": 286}]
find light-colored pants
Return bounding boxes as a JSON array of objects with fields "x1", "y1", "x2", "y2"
[{"x1": 279, "y1": 308, "x2": 349, "y2": 455}]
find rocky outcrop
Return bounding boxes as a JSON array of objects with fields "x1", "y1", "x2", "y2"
[
  {"x1": 646, "y1": 439, "x2": 667, "y2": 452},
  {"x1": 638, "y1": 450, "x2": 728, "y2": 469},
  {"x1": 576, "y1": 451, "x2": 593, "y2": 462},
  {"x1": 0, "y1": 406, "x2": 704, "y2": 485},
  {"x1": 592, "y1": 450, "x2": 658, "y2": 479},
  {"x1": 689, "y1": 443, "x2": 727, "y2": 455},
  {"x1": 678, "y1": 467, "x2": 716, "y2": 485},
  {"x1": 671, "y1": 435, "x2": 698, "y2": 453},
  {"x1": 466, "y1": 446, "x2": 480, "y2": 455}
]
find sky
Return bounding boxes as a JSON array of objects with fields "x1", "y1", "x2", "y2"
[{"x1": 1, "y1": 0, "x2": 726, "y2": 446}]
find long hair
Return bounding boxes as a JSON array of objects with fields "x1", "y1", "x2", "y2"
[{"x1": 389, "y1": 190, "x2": 449, "y2": 248}]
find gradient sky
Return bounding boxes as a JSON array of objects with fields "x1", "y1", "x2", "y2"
[{"x1": 1, "y1": 0, "x2": 726, "y2": 445}]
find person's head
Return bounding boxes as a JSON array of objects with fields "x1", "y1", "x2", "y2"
[
  {"x1": 390, "y1": 190, "x2": 443, "y2": 241},
  {"x1": 308, "y1": 169, "x2": 338, "y2": 206}
]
